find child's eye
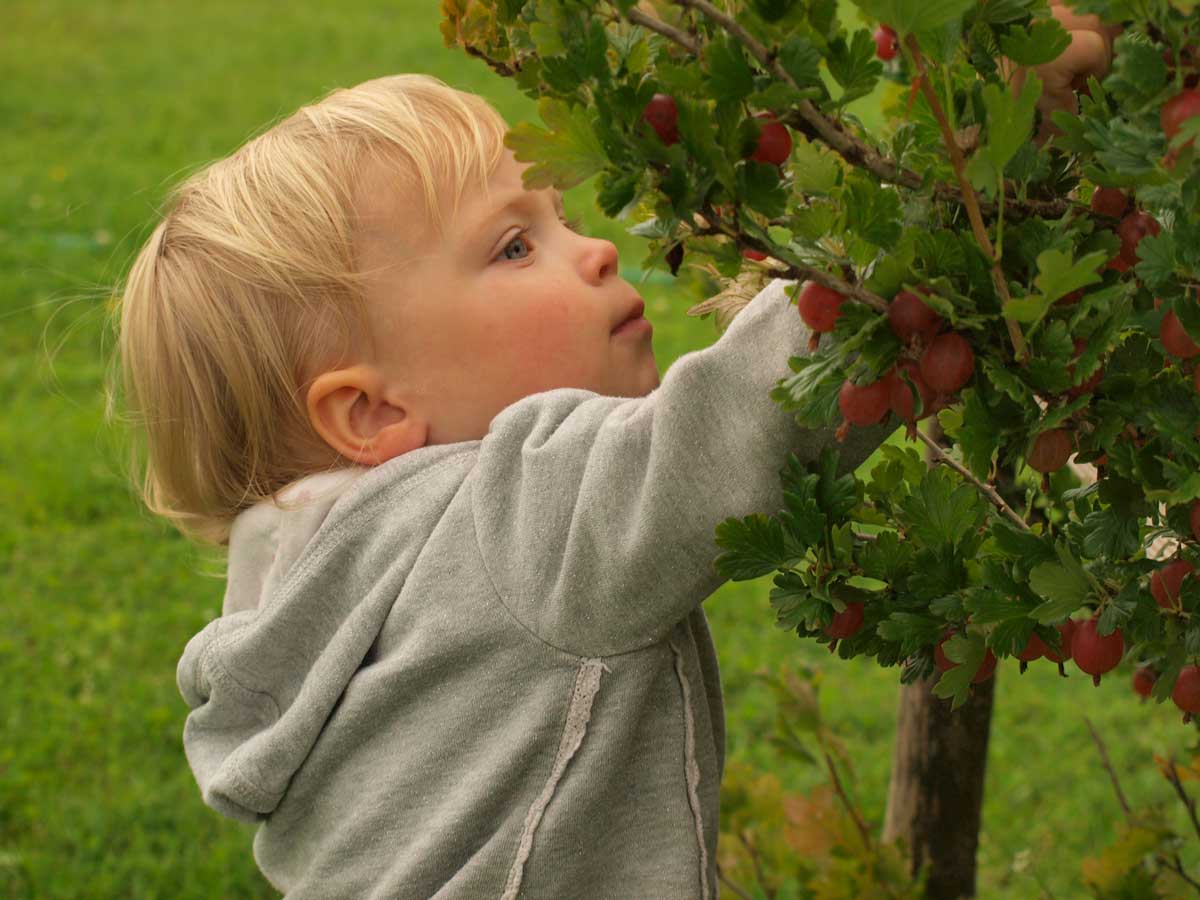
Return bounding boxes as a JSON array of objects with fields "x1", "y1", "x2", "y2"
[
  {"x1": 497, "y1": 217, "x2": 586, "y2": 262},
  {"x1": 499, "y1": 230, "x2": 532, "y2": 261}
]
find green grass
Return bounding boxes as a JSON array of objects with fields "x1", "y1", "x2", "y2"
[{"x1": 3, "y1": 2, "x2": 1199, "y2": 897}]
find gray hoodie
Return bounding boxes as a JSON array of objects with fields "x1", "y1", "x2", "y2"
[{"x1": 177, "y1": 278, "x2": 888, "y2": 899}]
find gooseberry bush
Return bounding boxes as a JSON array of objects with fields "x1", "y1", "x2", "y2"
[{"x1": 443, "y1": 0, "x2": 1200, "y2": 714}]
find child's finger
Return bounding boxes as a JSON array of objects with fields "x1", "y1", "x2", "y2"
[{"x1": 1038, "y1": 29, "x2": 1112, "y2": 118}]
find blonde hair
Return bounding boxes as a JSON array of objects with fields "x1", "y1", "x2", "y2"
[{"x1": 112, "y1": 74, "x2": 509, "y2": 545}]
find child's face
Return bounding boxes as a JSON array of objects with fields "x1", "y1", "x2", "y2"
[{"x1": 354, "y1": 148, "x2": 661, "y2": 447}]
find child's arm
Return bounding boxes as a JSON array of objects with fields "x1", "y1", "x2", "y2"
[{"x1": 469, "y1": 279, "x2": 892, "y2": 658}]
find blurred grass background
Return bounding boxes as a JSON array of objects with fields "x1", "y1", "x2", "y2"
[{"x1": 3, "y1": 0, "x2": 1199, "y2": 897}]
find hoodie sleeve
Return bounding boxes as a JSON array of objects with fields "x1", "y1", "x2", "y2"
[{"x1": 470, "y1": 278, "x2": 893, "y2": 658}]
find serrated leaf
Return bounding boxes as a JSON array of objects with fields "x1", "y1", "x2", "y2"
[
  {"x1": 956, "y1": 389, "x2": 1000, "y2": 480},
  {"x1": 706, "y1": 35, "x2": 755, "y2": 104},
  {"x1": 825, "y1": 30, "x2": 882, "y2": 107},
  {"x1": 931, "y1": 633, "x2": 985, "y2": 709},
  {"x1": 714, "y1": 514, "x2": 803, "y2": 581},
  {"x1": 1081, "y1": 507, "x2": 1141, "y2": 559},
  {"x1": 1105, "y1": 32, "x2": 1169, "y2": 105},
  {"x1": 778, "y1": 36, "x2": 824, "y2": 89},
  {"x1": 966, "y1": 74, "x2": 1041, "y2": 196},
  {"x1": 998, "y1": 18, "x2": 1072, "y2": 66},
  {"x1": 1134, "y1": 232, "x2": 1177, "y2": 290},
  {"x1": 899, "y1": 466, "x2": 989, "y2": 549},
  {"x1": 1028, "y1": 544, "x2": 1091, "y2": 621},
  {"x1": 850, "y1": 0, "x2": 973, "y2": 35},
  {"x1": 769, "y1": 570, "x2": 828, "y2": 629},
  {"x1": 789, "y1": 136, "x2": 841, "y2": 195},
  {"x1": 816, "y1": 446, "x2": 860, "y2": 522},
  {"x1": 843, "y1": 172, "x2": 903, "y2": 248},
  {"x1": 877, "y1": 612, "x2": 945, "y2": 655},
  {"x1": 506, "y1": 98, "x2": 608, "y2": 189}
]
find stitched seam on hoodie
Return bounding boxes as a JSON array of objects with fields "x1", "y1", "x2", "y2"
[
  {"x1": 669, "y1": 638, "x2": 711, "y2": 900},
  {"x1": 501, "y1": 658, "x2": 609, "y2": 900}
]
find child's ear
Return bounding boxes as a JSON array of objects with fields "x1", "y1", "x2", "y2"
[{"x1": 306, "y1": 366, "x2": 428, "y2": 466}]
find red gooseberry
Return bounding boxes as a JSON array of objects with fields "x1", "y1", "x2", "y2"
[
  {"x1": 1173, "y1": 664, "x2": 1200, "y2": 721},
  {"x1": 748, "y1": 113, "x2": 792, "y2": 166},
  {"x1": 1072, "y1": 615, "x2": 1125, "y2": 686},
  {"x1": 887, "y1": 361, "x2": 937, "y2": 423},
  {"x1": 838, "y1": 377, "x2": 890, "y2": 426},
  {"x1": 1027, "y1": 429, "x2": 1073, "y2": 474},
  {"x1": 1161, "y1": 310, "x2": 1200, "y2": 358},
  {"x1": 934, "y1": 633, "x2": 998, "y2": 683},
  {"x1": 796, "y1": 282, "x2": 845, "y2": 334},
  {"x1": 888, "y1": 289, "x2": 943, "y2": 344},
  {"x1": 1162, "y1": 89, "x2": 1200, "y2": 145},
  {"x1": 919, "y1": 332, "x2": 975, "y2": 394},
  {"x1": 824, "y1": 602, "x2": 865, "y2": 640},
  {"x1": 1151, "y1": 559, "x2": 1195, "y2": 611},
  {"x1": 874, "y1": 24, "x2": 899, "y2": 61},
  {"x1": 1090, "y1": 187, "x2": 1129, "y2": 218},
  {"x1": 642, "y1": 93, "x2": 679, "y2": 146},
  {"x1": 1132, "y1": 666, "x2": 1156, "y2": 700},
  {"x1": 1117, "y1": 212, "x2": 1162, "y2": 266}
]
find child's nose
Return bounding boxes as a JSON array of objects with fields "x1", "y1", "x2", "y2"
[{"x1": 580, "y1": 236, "x2": 619, "y2": 284}]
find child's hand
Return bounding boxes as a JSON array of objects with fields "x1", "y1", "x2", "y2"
[{"x1": 1008, "y1": 0, "x2": 1123, "y2": 137}]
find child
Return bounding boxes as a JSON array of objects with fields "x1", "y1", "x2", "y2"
[
  {"x1": 119, "y1": 25, "x2": 1111, "y2": 889},
  {"x1": 117, "y1": 74, "x2": 888, "y2": 898}
]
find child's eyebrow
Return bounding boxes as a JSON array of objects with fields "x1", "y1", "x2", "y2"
[{"x1": 469, "y1": 189, "x2": 566, "y2": 247}]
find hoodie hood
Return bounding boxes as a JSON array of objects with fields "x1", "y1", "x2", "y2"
[
  {"x1": 176, "y1": 445, "x2": 478, "y2": 824},
  {"x1": 222, "y1": 468, "x2": 366, "y2": 616}
]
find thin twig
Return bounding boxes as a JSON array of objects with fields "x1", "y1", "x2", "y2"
[
  {"x1": 1084, "y1": 717, "x2": 1133, "y2": 822},
  {"x1": 740, "y1": 828, "x2": 771, "y2": 896},
  {"x1": 819, "y1": 744, "x2": 873, "y2": 851},
  {"x1": 716, "y1": 865, "x2": 757, "y2": 900},
  {"x1": 694, "y1": 209, "x2": 891, "y2": 312},
  {"x1": 1159, "y1": 855, "x2": 1200, "y2": 894},
  {"x1": 914, "y1": 428, "x2": 1030, "y2": 531},
  {"x1": 626, "y1": 6, "x2": 699, "y2": 52},
  {"x1": 904, "y1": 36, "x2": 1028, "y2": 363},
  {"x1": 1162, "y1": 757, "x2": 1200, "y2": 843}
]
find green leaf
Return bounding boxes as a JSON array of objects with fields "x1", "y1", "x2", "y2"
[
  {"x1": 1081, "y1": 507, "x2": 1141, "y2": 559},
  {"x1": 956, "y1": 389, "x2": 1001, "y2": 480},
  {"x1": 506, "y1": 98, "x2": 608, "y2": 189},
  {"x1": 850, "y1": 0, "x2": 973, "y2": 35},
  {"x1": 965, "y1": 74, "x2": 1041, "y2": 196},
  {"x1": 842, "y1": 172, "x2": 903, "y2": 248},
  {"x1": 825, "y1": 31, "x2": 883, "y2": 107},
  {"x1": 1105, "y1": 33, "x2": 1169, "y2": 105},
  {"x1": 706, "y1": 35, "x2": 755, "y2": 104},
  {"x1": 714, "y1": 514, "x2": 801, "y2": 581},
  {"x1": 877, "y1": 612, "x2": 945, "y2": 656},
  {"x1": 769, "y1": 570, "x2": 828, "y2": 629},
  {"x1": 737, "y1": 161, "x2": 789, "y2": 219},
  {"x1": 898, "y1": 466, "x2": 989, "y2": 549},
  {"x1": 931, "y1": 633, "x2": 986, "y2": 709},
  {"x1": 815, "y1": 446, "x2": 860, "y2": 522},
  {"x1": 789, "y1": 136, "x2": 841, "y2": 195},
  {"x1": 1006, "y1": 248, "x2": 1106, "y2": 325},
  {"x1": 861, "y1": 530, "x2": 913, "y2": 583},
  {"x1": 1134, "y1": 232, "x2": 1177, "y2": 290},
  {"x1": 998, "y1": 18, "x2": 1071, "y2": 67},
  {"x1": 1028, "y1": 544, "x2": 1091, "y2": 622},
  {"x1": 778, "y1": 36, "x2": 824, "y2": 89}
]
